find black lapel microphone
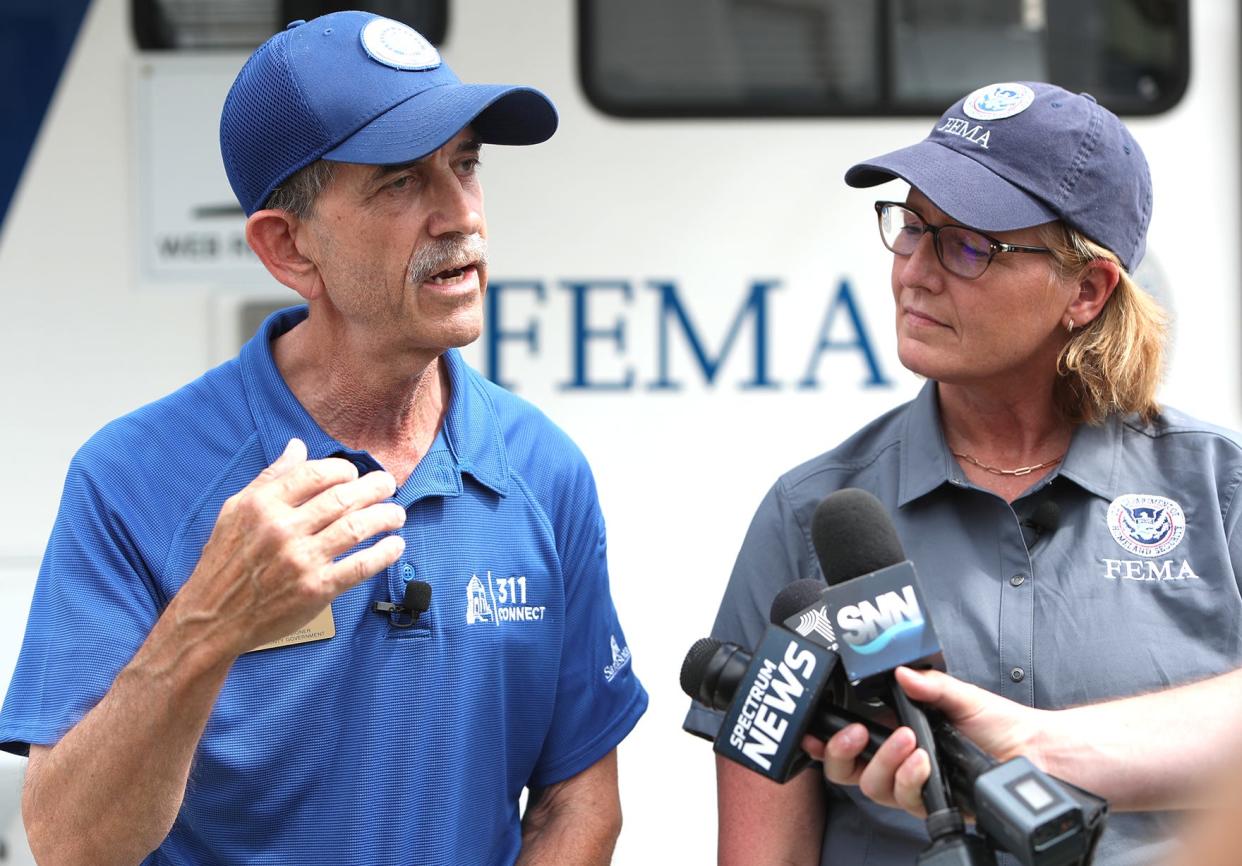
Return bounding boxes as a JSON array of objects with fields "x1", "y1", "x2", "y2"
[
  {"x1": 1020, "y1": 500, "x2": 1061, "y2": 551},
  {"x1": 372, "y1": 580, "x2": 433, "y2": 628}
]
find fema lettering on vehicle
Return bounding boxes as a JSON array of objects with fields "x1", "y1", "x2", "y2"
[
  {"x1": 465, "y1": 571, "x2": 546, "y2": 626},
  {"x1": 483, "y1": 277, "x2": 890, "y2": 392},
  {"x1": 1101, "y1": 494, "x2": 1199, "y2": 581},
  {"x1": 727, "y1": 640, "x2": 819, "y2": 771}
]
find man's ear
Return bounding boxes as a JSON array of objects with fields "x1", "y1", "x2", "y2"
[
  {"x1": 1065, "y1": 258, "x2": 1121, "y2": 330},
  {"x1": 245, "y1": 209, "x2": 322, "y2": 300}
]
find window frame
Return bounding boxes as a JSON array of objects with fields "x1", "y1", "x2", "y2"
[
  {"x1": 131, "y1": 0, "x2": 449, "y2": 52},
  {"x1": 577, "y1": 0, "x2": 1190, "y2": 119}
]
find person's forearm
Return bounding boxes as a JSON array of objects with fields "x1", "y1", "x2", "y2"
[
  {"x1": 23, "y1": 442, "x2": 405, "y2": 865},
  {"x1": 1034, "y1": 668, "x2": 1242, "y2": 810},
  {"x1": 23, "y1": 609, "x2": 237, "y2": 866},
  {"x1": 517, "y1": 752, "x2": 621, "y2": 866},
  {"x1": 717, "y1": 756, "x2": 825, "y2": 866},
  {"x1": 836, "y1": 666, "x2": 1242, "y2": 821},
  {"x1": 516, "y1": 804, "x2": 620, "y2": 866}
]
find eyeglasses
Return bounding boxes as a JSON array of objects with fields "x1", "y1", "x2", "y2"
[{"x1": 874, "y1": 201, "x2": 1053, "y2": 280}]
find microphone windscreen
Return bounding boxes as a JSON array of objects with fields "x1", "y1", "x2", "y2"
[
  {"x1": 770, "y1": 578, "x2": 830, "y2": 624},
  {"x1": 403, "y1": 579, "x2": 433, "y2": 614},
  {"x1": 811, "y1": 489, "x2": 905, "y2": 586},
  {"x1": 680, "y1": 637, "x2": 722, "y2": 699}
]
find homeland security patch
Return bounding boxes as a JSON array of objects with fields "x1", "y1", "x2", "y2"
[
  {"x1": 962, "y1": 82, "x2": 1036, "y2": 121},
  {"x1": 1106, "y1": 494, "x2": 1186, "y2": 558}
]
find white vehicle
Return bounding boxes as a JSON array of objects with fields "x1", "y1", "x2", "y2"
[{"x1": 0, "y1": 0, "x2": 1228, "y2": 861}]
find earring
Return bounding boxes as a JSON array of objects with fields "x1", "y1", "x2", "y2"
[{"x1": 1065, "y1": 317, "x2": 1075, "y2": 333}]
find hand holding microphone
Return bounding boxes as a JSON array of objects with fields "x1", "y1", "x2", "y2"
[
  {"x1": 795, "y1": 488, "x2": 979, "y2": 860},
  {"x1": 825, "y1": 665, "x2": 1049, "y2": 812},
  {"x1": 683, "y1": 488, "x2": 1107, "y2": 865}
]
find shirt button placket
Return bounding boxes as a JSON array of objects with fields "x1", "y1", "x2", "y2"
[{"x1": 998, "y1": 503, "x2": 1035, "y2": 705}]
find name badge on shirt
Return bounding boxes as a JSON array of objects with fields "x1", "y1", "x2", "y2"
[{"x1": 248, "y1": 606, "x2": 336, "y2": 653}]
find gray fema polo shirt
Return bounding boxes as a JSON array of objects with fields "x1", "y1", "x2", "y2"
[{"x1": 684, "y1": 381, "x2": 1242, "y2": 866}]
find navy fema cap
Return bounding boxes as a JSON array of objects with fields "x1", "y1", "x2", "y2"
[
  {"x1": 220, "y1": 10, "x2": 558, "y2": 216},
  {"x1": 845, "y1": 81, "x2": 1152, "y2": 271}
]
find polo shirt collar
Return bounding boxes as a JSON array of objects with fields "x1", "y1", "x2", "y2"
[
  {"x1": 240, "y1": 306, "x2": 509, "y2": 502},
  {"x1": 898, "y1": 381, "x2": 959, "y2": 507},
  {"x1": 895, "y1": 377, "x2": 1124, "y2": 506},
  {"x1": 438, "y1": 347, "x2": 510, "y2": 496},
  {"x1": 1057, "y1": 414, "x2": 1121, "y2": 501}
]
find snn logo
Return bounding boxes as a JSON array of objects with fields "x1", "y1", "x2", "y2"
[{"x1": 837, "y1": 585, "x2": 922, "y2": 648}]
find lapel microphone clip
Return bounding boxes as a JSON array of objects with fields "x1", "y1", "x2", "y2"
[{"x1": 372, "y1": 579, "x2": 433, "y2": 629}]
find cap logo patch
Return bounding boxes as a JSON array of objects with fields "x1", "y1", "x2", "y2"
[
  {"x1": 1106, "y1": 494, "x2": 1186, "y2": 558},
  {"x1": 360, "y1": 17, "x2": 441, "y2": 71},
  {"x1": 962, "y1": 82, "x2": 1035, "y2": 121}
]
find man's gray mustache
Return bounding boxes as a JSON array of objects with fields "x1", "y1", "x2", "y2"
[{"x1": 408, "y1": 234, "x2": 487, "y2": 285}]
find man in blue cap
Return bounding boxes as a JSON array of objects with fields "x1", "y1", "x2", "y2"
[{"x1": 0, "y1": 12, "x2": 646, "y2": 865}]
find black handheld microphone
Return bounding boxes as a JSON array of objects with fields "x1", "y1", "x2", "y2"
[
  {"x1": 807, "y1": 489, "x2": 945, "y2": 693},
  {"x1": 692, "y1": 623, "x2": 842, "y2": 782},
  {"x1": 807, "y1": 489, "x2": 969, "y2": 856},
  {"x1": 680, "y1": 636, "x2": 890, "y2": 758},
  {"x1": 372, "y1": 579, "x2": 432, "y2": 628}
]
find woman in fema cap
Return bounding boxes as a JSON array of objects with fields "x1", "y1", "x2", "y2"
[{"x1": 688, "y1": 82, "x2": 1242, "y2": 866}]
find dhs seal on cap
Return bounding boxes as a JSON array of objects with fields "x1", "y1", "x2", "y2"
[
  {"x1": 1106, "y1": 494, "x2": 1186, "y2": 558},
  {"x1": 962, "y1": 83, "x2": 1036, "y2": 121},
  {"x1": 361, "y1": 17, "x2": 441, "y2": 70}
]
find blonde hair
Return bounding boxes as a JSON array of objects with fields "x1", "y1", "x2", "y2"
[{"x1": 1038, "y1": 223, "x2": 1168, "y2": 425}]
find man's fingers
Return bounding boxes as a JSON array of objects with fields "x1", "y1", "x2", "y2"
[
  {"x1": 856, "y1": 726, "x2": 918, "y2": 807},
  {"x1": 801, "y1": 734, "x2": 827, "y2": 761},
  {"x1": 896, "y1": 667, "x2": 986, "y2": 721},
  {"x1": 252, "y1": 438, "x2": 308, "y2": 484},
  {"x1": 314, "y1": 501, "x2": 407, "y2": 559},
  {"x1": 297, "y1": 470, "x2": 398, "y2": 535},
  {"x1": 817, "y1": 720, "x2": 934, "y2": 820},
  {"x1": 326, "y1": 534, "x2": 406, "y2": 594},
  {"x1": 894, "y1": 666, "x2": 945, "y2": 701},
  {"x1": 892, "y1": 749, "x2": 932, "y2": 818},
  {"x1": 822, "y1": 723, "x2": 872, "y2": 785},
  {"x1": 270, "y1": 457, "x2": 361, "y2": 506}
]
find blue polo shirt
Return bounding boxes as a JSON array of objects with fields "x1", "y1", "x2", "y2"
[
  {"x1": 685, "y1": 380, "x2": 1242, "y2": 866},
  {"x1": 2, "y1": 306, "x2": 647, "y2": 865}
]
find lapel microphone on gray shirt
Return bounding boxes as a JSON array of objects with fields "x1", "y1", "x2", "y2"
[{"x1": 1021, "y1": 500, "x2": 1062, "y2": 551}]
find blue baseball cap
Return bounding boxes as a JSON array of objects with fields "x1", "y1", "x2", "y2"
[
  {"x1": 845, "y1": 81, "x2": 1152, "y2": 270},
  {"x1": 220, "y1": 11, "x2": 558, "y2": 216}
]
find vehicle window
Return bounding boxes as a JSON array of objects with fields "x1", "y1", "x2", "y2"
[
  {"x1": 580, "y1": 0, "x2": 1188, "y2": 116},
  {"x1": 133, "y1": 0, "x2": 448, "y2": 50}
]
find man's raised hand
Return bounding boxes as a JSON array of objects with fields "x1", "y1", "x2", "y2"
[{"x1": 170, "y1": 438, "x2": 407, "y2": 657}]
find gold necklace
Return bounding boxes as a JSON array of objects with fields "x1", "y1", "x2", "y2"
[{"x1": 951, "y1": 451, "x2": 1065, "y2": 477}]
